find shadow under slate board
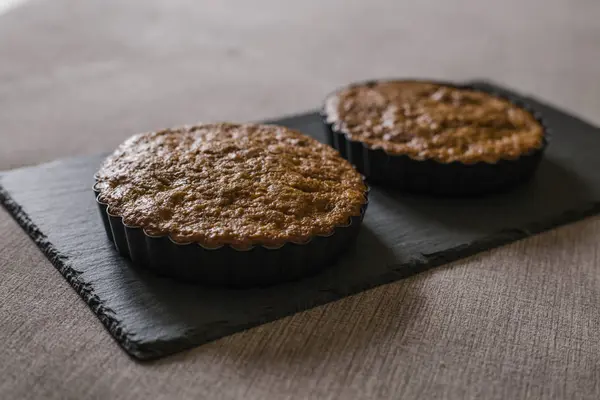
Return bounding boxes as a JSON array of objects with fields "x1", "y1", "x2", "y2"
[{"x1": 2, "y1": 81, "x2": 600, "y2": 361}]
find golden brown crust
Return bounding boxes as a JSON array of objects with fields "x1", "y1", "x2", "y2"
[
  {"x1": 324, "y1": 81, "x2": 544, "y2": 163},
  {"x1": 95, "y1": 123, "x2": 367, "y2": 247}
]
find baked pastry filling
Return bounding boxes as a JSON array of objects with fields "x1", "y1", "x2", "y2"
[
  {"x1": 325, "y1": 81, "x2": 544, "y2": 163},
  {"x1": 95, "y1": 123, "x2": 366, "y2": 247}
]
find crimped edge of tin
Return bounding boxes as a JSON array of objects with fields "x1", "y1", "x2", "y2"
[
  {"x1": 322, "y1": 78, "x2": 550, "y2": 165},
  {"x1": 93, "y1": 177, "x2": 369, "y2": 287}
]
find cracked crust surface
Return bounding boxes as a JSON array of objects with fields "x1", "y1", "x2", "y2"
[
  {"x1": 325, "y1": 81, "x2": 544, "y2": 163},
  {"x1": 95, "y1": 123, "x2": 367, "y2": 247}
]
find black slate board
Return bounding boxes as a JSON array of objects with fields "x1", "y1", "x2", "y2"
[{"x1": 2, "y1": 81, "x2": 600, "y2": 361}]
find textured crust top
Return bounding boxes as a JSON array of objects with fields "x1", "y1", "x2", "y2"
[
  {"x1": 95, "y1": 123, "x2": 367, "y2": 247},
  {"x1": 324, "y1": 81, "x2": 545, "y2": 163}
]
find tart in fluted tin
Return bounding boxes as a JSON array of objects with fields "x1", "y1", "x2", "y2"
[
  {"x1": 322, "y1": 80, "x2": 548, "y2": 196},
  {"x1": 94, "y1": 123, "x2": 368, "y2": 287}
]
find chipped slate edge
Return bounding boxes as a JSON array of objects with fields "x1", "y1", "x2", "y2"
[{"x1": 0, "y1": 183, "x2": 146, "y2": 359}]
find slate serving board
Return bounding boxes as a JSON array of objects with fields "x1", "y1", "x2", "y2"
[{"x1": 2, "y1": 81, "x2": 600, "y2": 361}]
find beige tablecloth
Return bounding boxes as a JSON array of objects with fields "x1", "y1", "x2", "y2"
[{"x1": 2, "y1": 1, "x2": 600, "y2": 399}]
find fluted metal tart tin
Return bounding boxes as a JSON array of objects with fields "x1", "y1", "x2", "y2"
[
  {"x1": 93, "y1": 181, "x2": 368, "y2": 288},
  {"x1": 322, "y1": 79, "x2": 549, "y2": 196}
]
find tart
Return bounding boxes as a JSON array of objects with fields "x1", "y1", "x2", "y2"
[
  {"x1": 94, "y1": 123, "x2": 368, "y2": 287},
  {"x1": 323, "y1": 80, "x2": 547, "y2": 195}
]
